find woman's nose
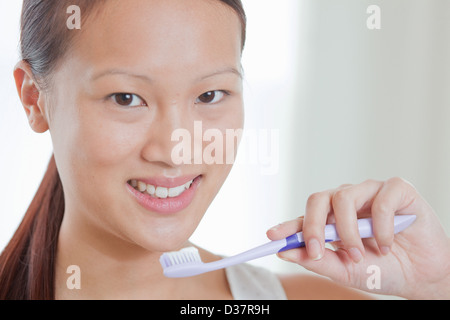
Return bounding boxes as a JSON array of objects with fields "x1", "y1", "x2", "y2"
[{"x1": 140, "y1": 102, "x2": 195, "y2": 167}]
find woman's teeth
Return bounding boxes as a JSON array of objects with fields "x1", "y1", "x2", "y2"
[{"x1": 129, "y1": 179, "x2": 194, "y2": 199}]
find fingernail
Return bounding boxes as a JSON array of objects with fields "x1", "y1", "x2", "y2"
[
  {"x1": 380, "y1": 246, "x2": 391, "y2": 256},
  {"x1": 307, "y1": 238, "x2": 323, "y2": 261},
  {"x1": 268, "y1": 224, "x2": 281, "y2": 232},
  {"x1": 348, "y1": 248, "x2": 363, "y2": 263}
]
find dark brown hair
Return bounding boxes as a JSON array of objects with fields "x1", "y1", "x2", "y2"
[{"x1": 0, "y1": 0, "x2": 246, "y2": 300}]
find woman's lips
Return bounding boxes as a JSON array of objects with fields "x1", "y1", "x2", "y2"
[{"x1": 126, "y1": 175, "x2": 202, "y2": 214}]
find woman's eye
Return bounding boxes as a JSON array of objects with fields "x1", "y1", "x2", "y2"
[
  {"x1": 110, "y1": 93, "x2": 147, "y2": 107},
  {"x1": 195, "y1": 91, "x2": 228, "y2": 104}
]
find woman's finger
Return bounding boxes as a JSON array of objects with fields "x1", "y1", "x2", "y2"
[
  {"x1": 370, "y1": 177, "x2": 417, "y2": 255},
  {"x1": 302, "y1": 190, "x2": 333, "y2": 260},
  {"x1": 330, "y1": 180, "x2": 383, "y2": 263},
  {"x1": 277, "y1": 245, "x2": 355, "y2": 286},
  {"x1": 266, "y1": 216, "x2": 304, "y2": 241}
]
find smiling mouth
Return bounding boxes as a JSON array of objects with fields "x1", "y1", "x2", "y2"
[{"x1": 127, "y1": 177, "x2": 197, "y2": 199}]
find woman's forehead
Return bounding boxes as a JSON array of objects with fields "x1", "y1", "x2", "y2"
[{"x1": 69, "y1": 0, "x2": 243, "y2": 79}]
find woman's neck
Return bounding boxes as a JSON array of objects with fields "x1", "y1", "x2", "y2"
[{"x1": 54, "y1": 211, "x2": 232, "y2": 299}]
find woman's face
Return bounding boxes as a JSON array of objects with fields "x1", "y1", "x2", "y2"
[{"x1": 47, "y1": 0, "x2": 244, "y2": 252}]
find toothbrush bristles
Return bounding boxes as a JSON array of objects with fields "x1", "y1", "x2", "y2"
[{"x1": 160, "y1": 247, "x2": 203, "y2": 268}]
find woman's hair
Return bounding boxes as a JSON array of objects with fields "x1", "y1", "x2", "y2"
[{"x1": 0, "y1": 0, "x2": 246, "y2": 300}]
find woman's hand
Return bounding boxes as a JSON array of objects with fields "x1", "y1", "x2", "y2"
[{"x1": 267, "y1": 178, "x2": 450, "y2": 299}]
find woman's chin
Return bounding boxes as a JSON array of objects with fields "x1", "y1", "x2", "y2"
[{"x1": 130, "y1": 229, "x2": 195, "y2": 254}]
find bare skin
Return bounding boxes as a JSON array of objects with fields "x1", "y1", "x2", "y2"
[{"x1": 13, "y1": 0, "x2": 450, "y2": 299}]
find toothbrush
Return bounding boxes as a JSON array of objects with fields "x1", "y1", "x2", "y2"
[{"x1": 160, "y1": 215, "x2": 416, "y2": 278}]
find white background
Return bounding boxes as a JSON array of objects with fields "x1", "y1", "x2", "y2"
[{"x1": 1, "y1": 1, "x2": 449, "y2": 280}]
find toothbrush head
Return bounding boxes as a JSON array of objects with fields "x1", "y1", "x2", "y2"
[{"x1": 159, "y1": 247, "x2": 206, "y2": 278}]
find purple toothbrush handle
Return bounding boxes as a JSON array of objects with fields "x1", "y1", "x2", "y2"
[{"x1": 279, "y1": 215, "x2": 416, "y2": 253}]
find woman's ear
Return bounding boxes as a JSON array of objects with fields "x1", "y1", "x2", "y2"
[{"x1": 13, "y1": 60, "x2": 49, "y2": 133}]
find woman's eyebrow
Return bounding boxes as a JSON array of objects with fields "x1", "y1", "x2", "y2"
[
  {"x1": 91, "y1": 67, "x2": 242, "y2": 83},
  {"x1": 91, "y1": 69, "x2": 153, "y2": 83},
  {"x1": 197, "y1": 67, "x2": 243, "y2": 81}
]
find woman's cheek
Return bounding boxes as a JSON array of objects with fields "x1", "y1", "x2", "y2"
[
  {"x1": 201, "y1": 109, "x2": 244, "y2": 165},
  {"x1": 77, "y1": 117, "x2": 143, "y2": 167}
]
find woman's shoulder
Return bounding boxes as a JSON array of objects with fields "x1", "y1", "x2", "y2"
[{"x1": 279, "y1": 273, "x2": 373, "y2": 300}]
